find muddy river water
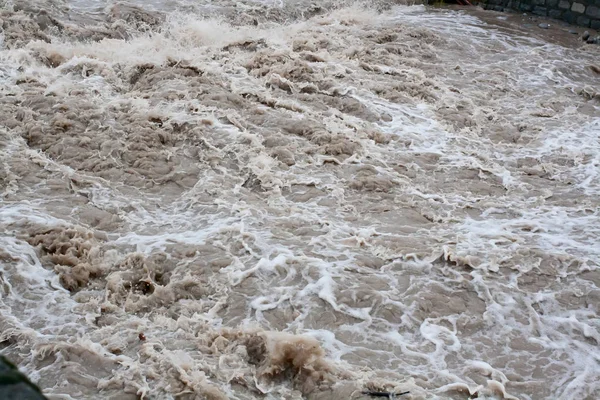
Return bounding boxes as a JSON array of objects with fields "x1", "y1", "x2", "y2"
[{"x1": 0, "y1": 0, "x2": 599, "y2": 399}]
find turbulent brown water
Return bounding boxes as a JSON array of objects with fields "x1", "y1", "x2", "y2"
[{"x1": 1, "y1": 0, "x2": 599, "y2": 399}]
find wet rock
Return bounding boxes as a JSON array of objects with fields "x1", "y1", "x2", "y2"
[
  {"x1": 582, "y1": 31, "x2": 590, "y2": 41},
  {"x1": 538, "y1": 23, "x2": 550, "y2": 29},
  {"x1": 0, "y1": 356, "x2": 48, "y2": 399},
  {"x1": 586, "y1": 36, "x2": 600, "y2": 44}
]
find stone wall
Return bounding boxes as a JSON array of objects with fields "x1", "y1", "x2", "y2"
[{"x1": 481, "y1": 0, "x2": 600, "y2": 29}]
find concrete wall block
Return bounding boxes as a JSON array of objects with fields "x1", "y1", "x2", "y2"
[
  {"x1": 571, "y1": 2, "x2": 586, "y2": 12},
  {"x1": 585, "y1": 4, "x2": 600, "y2": 15},
  {"x1": 558, "y1": 0, "x2": 571, "y2": 9},
  {"x1": 562, "y1": 10, "x2": 579, "y2": 22},
  {"x1": 485, "y1": 0, "x2": 597, "y2": 27},
  {"x1": 519, "y1": 2, "x2": 534, "y2": 10},
  {"x1": 576, "y1": 15, "x2": 591, "y2": 24}
]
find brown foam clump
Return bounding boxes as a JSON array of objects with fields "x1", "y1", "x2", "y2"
[
  {"x1": 245, "y1": 331, "x2": 334, "y2": 395},
  {"x1": 106, "y1": 3, "x2": 165, "y2": 30},
  {"x1": 349, "y1": 175, "x2": 396, "y2": 192},
  {"x1": 25, "y1": 226, "x2": 103, "y2": 291},
  {"x1": 0, "y1": 6, "x2": 140, "y2": 50},
  {"x1": 0, "y1": 9, "x2": 52, "y2": 48},
  {"x1": 101, "y1": 252, "x2": 212, "y2": 314},
  {"x1": 279, "y1": 118, "x2": 362, "y2": 157},
  {"x1": 93, "y1": 327, "x2": 344, "y2": 399},
  {"x1": 258, "y1": 331, "x2": 327, "y2": 373},
  {"x1": 23, "y1": 229, "x2": 190, "y2": 307}
]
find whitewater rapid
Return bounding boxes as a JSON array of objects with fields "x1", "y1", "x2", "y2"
[{"x1": 0, "y1": 1, "x2": 599, "y2": 399}]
